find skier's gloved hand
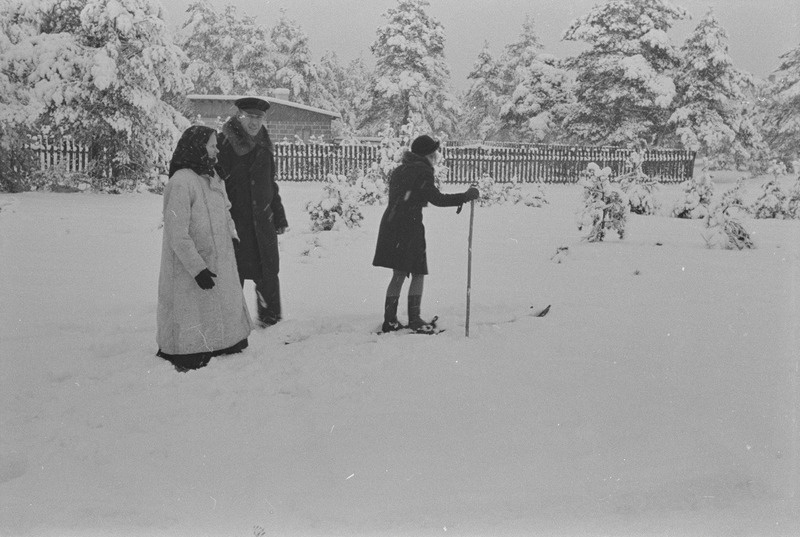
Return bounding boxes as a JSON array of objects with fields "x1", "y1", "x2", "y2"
[
  {"x1": 194, "y1": 268, "x2": 217, "y2": 290},
  {"x1": 464, "y1": 187, "x2": 480, "y2": 201}
]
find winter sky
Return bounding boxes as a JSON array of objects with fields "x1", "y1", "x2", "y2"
[{"x1": 160, "y1": 0, "x2": 800, "y2": 89}]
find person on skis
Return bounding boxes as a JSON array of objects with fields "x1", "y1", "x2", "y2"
[{"x1": 372, "y1": 134, "x2": 480, "y2": 333}]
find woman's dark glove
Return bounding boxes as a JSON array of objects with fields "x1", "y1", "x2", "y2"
[
  {"x1": 464, "y1": 187, "x2": 480, "y2": 201},
  {"x1": 194, "y1": 268, "x2": 217, "y2": 290}
]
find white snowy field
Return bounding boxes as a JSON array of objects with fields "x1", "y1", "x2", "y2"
[{"x1": 1, "y1": 178, "x2": 799, "y2": 537}]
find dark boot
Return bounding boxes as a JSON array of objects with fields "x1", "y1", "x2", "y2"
[
  {"x1": 256, "y1": 275, "x2": 281, "y2": 327},
  {"x1": 381, "y1": 295, "x2": 403, "y2": 332},
  {"x1": 407, "y1": 294, "x2": 429, "y2": 330}
]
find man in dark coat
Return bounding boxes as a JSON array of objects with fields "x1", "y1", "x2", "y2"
[
  {"x1": 373, "y1": 135, "x2": 479, "y2": 332},
  {"x1": 216, "y1": 97, "x2": 289, "y2": 327}
]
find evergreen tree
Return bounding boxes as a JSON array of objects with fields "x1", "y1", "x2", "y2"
[
  {"x1": 762, "y1": 42, "x2": 800, "y2": 169},
  {"x1": 703, "y1": 178, "x2": 753, "y2": 249},
  {"x1": 1, "y1": 0, "x2": 191, "y2": 187},
  {"x1": 366, "y1": 0, "x2": 459, "y2": 134},
  {"x1": 562, "y1": 0, "x2": 687, "y2": 145},
  {"x1": 669, "y1": 10, "x2": 762, "y2": 168},
  {"x1": 460, "y1": 42, "x2": 504, "y2": 140},
  {"x1": 178, "y1": 1, "x2": 275, "y2": 96},
  {"x1": 496, "y1": 16, "x2": 573, "y2": 142},
  {"x1": 618, "y1": 146, "x2": 659, "y2": 215},
  {"x1": 270, "y1": 9, "x2": 317, "y2": 104},
  {"x1": 672, "y1": 157, "x2": 715, "y2": 219},
  {"x1": 311, "y1": 51, "x2": 373, "y2": 137},
  {"x1": 578, "y1": 163, "x2": 629, "y2": 242}
]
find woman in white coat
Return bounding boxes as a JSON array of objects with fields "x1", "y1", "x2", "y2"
[{"x1": 157, "y1": 125, "x2": 253, "y2": 371}]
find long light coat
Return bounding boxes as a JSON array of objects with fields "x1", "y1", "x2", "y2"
[{"x1": 157, "y1": 169, "x2": 253, "y2": 355}]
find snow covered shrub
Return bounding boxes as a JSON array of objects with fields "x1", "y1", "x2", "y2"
[
  {"x1": 784, "y1": 174, "x2": 800, "y2": 219},
  {"x1": 476, "y1": 173, "x2": 518, "y2": 206},
  {"x1": 717, "y1": 178, "x2": 748, "y2": 214},
  {"x1": 306, "y1": 176, "x2": 363, "y2": 232},
  {"x1": 672, "y1": 158, "x2": 715, "y2": 219},
  {"x1": 750, "y1": 178, "x2": 788, "y2": 219},
  {"x1": 28, "y1": 161, "x2": 91, "y2": 192},
  {"x1": 475, "y1": 173, "x2": 548, "y2": 208},
  {"x1": 521, "y1": 183, "x2": 548, "y2": 207},
  {"x1": 703, "y1": 179, "x2": 753, "y2": 250},
  {"x1": 305, "y1": 168, "x2": 387, "y2": 231},
  {"x1": 703, "y1": 209, "x2": 753, "y2": 250},
  {"x1": 578, "y1": 162, "x2": 628, "y2": 242},
  {"x1": 618, "y1": 149, "x2": 659, "y2": 215},
  {"x1": 0, "y1": 135, "x2": 37, "y2": 193}
]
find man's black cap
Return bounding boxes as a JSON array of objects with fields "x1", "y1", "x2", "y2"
[{"x1": 234, "y1": 97, "x2": 270, "y2": 112}]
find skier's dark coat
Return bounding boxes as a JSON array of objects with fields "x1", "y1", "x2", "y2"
[
  {"x1": 373, "y1": 151, "x2": 471, "y2": 275},
  {"x1": 216, "y1": 118, "x2": 288, "y2": 281}
]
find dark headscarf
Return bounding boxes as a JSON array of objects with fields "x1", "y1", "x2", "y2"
[{"x1": 168, "y1": 125, "x2": 218, "y2": 178}]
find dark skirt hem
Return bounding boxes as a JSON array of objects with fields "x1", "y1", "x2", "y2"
[{"x1": 157, "y1": 338, "x2": 248, "y2": 372}]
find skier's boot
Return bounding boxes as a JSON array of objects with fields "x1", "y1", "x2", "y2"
[
  {"x1": 381, "y1": 295, "x2": 403, "y2": 332},
  {"x1": 407, "y1": 294, "x2": 436, "y2": 333}
]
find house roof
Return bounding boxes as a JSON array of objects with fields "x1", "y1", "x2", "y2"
[{"x1": 186, "y1": 94, "x2": 340, "y2": 119}]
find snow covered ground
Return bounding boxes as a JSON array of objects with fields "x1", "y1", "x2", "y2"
[{"x1": 1, "y1": 177, "x2": 798, "y2": 536}]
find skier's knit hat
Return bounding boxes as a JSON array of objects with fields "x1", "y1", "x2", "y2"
[
  {"x1": 234, "y1": 97, "x2": 270, "y2": 114},
  {"x1": 411, "y1": 135, "x2": 440, "y2": 156}
]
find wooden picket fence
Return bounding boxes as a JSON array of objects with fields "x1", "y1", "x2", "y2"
[
  {"x1": 29, "y1": 136, "x2": 91, "y2": 173},
  {"x1": 273, "y1": 142, "x2": 695, "y2": 183},
  {"x1": 440, "y1": 144, "x2": 695, "y2": 184},
  {"x1": 31, "y1": 137, "x2": 695, "y2": 183}
]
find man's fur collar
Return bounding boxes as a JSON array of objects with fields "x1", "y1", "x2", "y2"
[{"x1": 221, "y1": 117, "x2": 273, "y2": 156}]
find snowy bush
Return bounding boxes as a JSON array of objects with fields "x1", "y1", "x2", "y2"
[
  {"x1": 28, "y1": 161, "x2": 91, "y2": 193},
  {"x1": 618, "y1": 149, "x2": 659, "y2": 215},
  {"x1": 355, "y1": 166, "x2": 389, "y2": 206},
  {"x1": 672, "y1": 159, "x2": 715, "y2": 219},
  {"x1": 703, "y1": 179, "x2": 754, "y2": 250},
  {"x1": 474, "y1": 173, "x2": 547, "y2": 208},
  {"x1": 0, "y1": 134, "x2": 37, "y2": 193},
  {"x1": 578, "y1": 162, "x2": 628, "y2": 242},
  {"x1": 703, "y1": 209, "x2": 754, "y2": 250},
  {"x1": 750, "y1": 178, "x2": 788, "y2": 219},
  {"x1": 520, "y1": 183, "x2": 548, "y2": 207},
  {"x1": 476, "y1": 173, "x2": 517, "y2": 206},
  {"x1": 305, "y1": 168, "x2": 388, "y2": 232},
  {"x1": 784, "y1": 174, "x2": 800, "y2": 219}
]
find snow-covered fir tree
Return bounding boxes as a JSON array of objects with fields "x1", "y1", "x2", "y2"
[
  {"x1": 1, "y1": 0, "x2": 191, "y2": 188},
  {"x1": 578, "y1": 162, "x2": 629, "y2": 242},
  {"x1": 311, "y1": 52, "x2": 373, "y2": 137},
  {"x1": 618, "y1": 146, "x2": 659, "y2": 215},
  {"x1": 496, "y1": 16, "x2": 574, "y2": 143},
  {"x1": 669, "y1": 10, "x2": 762, "y2": 169},
  {"x1": 178, "y1": 1, "x2": 274, "y2": 96},
  {"x1": 785, "y1": 166, "x2": 800, "y2": 218},
  {"x1": 365, "y1": 0, "x2": 459, "y2": 135},
  {"x1": 459, "y1": 43, "x2": 504, "y2": 140},
  {"x1": 672, "y1": 157, "x2": 715, "y2": 219},
  {"x1": 751, "y1": 174, "x2": 789, "y2": 219},
  {"x1": 703, "y1": 178, "x2": 753, "y2": 249},
  {"x1": 270, "y1": 9, "x2": 317, "y2": 104},
  {"x1": 762, "y1": 42, "x2": 800, "y2": 170},
  {"x1": 562, "y1": 0, "x2": 686, "y2": 145}
]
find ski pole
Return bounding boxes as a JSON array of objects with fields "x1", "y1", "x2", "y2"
[{"x1": 465, "y1": 198, "x2": 475, "y2": 337}]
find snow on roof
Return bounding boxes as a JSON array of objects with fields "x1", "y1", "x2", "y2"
[{"x1": 186, "y1": 94, "x2": 340, "y2": 119}]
